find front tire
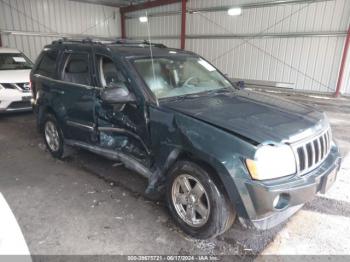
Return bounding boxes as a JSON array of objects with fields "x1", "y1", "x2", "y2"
[
  {"x1": 166, "y1": 161, "x2": 236, "y2": 239},
  {"x1": 43, "y1": 114, "x2": 64, "y2": 159}
]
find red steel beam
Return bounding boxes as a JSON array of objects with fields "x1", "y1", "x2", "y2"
[
  {"x1": 335, "y1": 26, "x2": 350, "y2": 97},
  {"x1": 120, "y1": 0, "x2": 181, "y2": 14},
  {"x1": 180, "y1": 0, "x2": 186, "y2": 49}
]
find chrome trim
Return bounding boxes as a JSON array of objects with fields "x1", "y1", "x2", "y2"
[
  {"x1": 326, "y1": 131, "x2": 331, "y2": 153},
  {"x1": 33, "y1": 74, "x2": 96, "y2": 90},
  {"x1": 310, "y1": 140, "x2": 316, "y2": 167},
  {"x1": 66, "y1": 120, "x2": 94, "y2": 131},
  {"x1": 320, "y1": 134, "x2": 325, "y2": 158},
  {"x1": 291, "y1": 128, "x2": 332, "y2": 176},
  {"x1": 303, "y1": 145, "x2": 308, "y2": 170},
  {"x1": 316, "y1": 138, "x2": 321, "y2": 163}
]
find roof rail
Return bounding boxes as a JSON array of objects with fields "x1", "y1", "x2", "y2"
[
  {"x1": 52, "y1": 37, "x2": 104, "y2": 45},
  {"x1": 51, "y1": 37, "x2": 167, "y2": 48},
  {"x1": 113, "y1": 39, "x2": 167, "y2": 48}
]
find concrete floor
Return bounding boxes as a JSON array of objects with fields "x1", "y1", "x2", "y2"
[{"x1": 0, "y1": 92, "x2": 349, "y2": 256}]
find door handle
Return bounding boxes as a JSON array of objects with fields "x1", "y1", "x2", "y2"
[{"x1": 51, "y1": 89, "x2": 65, "y2": 95}]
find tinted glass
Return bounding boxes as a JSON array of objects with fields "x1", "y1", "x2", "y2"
[
  {"x1": 36, "y1": 50, "x2": 58, "y2": 78},
  {"x1": 0, "y1": 53, "x2": 33, "y2": 70},
  {"x1": 133, "y1": 56, "x2": 232, "y2": 99},
  {"x1": 62, "y1": 53, "x2": 91, "y2": 86}
]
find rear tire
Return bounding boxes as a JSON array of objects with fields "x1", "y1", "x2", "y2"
[
  {"x1": 166, "y1": 161, "x2": 236, "y2": 239},
  {"x1": 43, "y1": 114, "x2": 64, "y2": 159}
]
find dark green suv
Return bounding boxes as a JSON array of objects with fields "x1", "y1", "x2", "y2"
[{"x1": 31, "y1": 39, "x2": 341, "y2": 239}]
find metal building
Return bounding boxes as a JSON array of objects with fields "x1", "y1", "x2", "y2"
[
  {"x1": 123, "y1": 0, "x2": 350, "y2": 96},
  {"x1": 0, "y1": 0, "x2": 120, "y2": 60},
  {"x1": 1, "y1": 0, "x2": 349, "y2": 95}
]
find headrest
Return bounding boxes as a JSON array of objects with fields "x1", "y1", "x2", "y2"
[{"x1": 66, "y1": 59, "x2": 88, "y2": 74}]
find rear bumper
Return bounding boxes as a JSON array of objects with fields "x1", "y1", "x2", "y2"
[{"x1": 236, "y1": 146, "x2": 341, "y2": 230}]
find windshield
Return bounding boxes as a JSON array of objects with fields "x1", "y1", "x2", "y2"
[
  {"x1": 133, "y1": 56, "x2": 232, "y2": 99},
  {"x1": 0, "y1": 53, "x2": 33, "y2": 70}
]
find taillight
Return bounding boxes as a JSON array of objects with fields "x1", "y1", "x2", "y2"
[{"x1": 30, "y1": 80, "x2": 35, "y2": 97}]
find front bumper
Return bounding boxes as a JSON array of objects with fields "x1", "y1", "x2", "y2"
[
  {"x1": 0, "y1": 95, "x2": 32, "y2": 113},
  {"x1": 236, "y1": 146, "x2": 341, "y2": 230}
]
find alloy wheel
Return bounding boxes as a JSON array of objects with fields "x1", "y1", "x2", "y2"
[
  {"x1": 171, "y1": 174, "x2": 210, "y2": 227},
  {"x1": 44, "y1": 121, "x2": 60, "y2": 152}
]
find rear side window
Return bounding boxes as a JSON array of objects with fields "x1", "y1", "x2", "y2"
[
  {"x1": 62, "y1": 53, "x2": 91, "y2": 86},
  {"x1": 36, "y1": 50, "x2": 58, "y2": 78}
]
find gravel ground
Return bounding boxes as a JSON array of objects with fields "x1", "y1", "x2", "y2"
[{"x1": 0, "y1": 92, "x2": 349, "y2": 257}]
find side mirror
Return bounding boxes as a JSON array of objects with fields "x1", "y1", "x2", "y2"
[
  {"x1": 236, "y1": 81, "x2": 245, "y2": 89},
  {"x1": 100, "y1": 85, "x2": 136, "y2": 104}
]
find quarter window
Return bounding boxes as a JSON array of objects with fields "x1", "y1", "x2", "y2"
[{"x1": 62, "y1": 53, "x2": 91, "y2": 86}]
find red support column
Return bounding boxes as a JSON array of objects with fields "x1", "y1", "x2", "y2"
[
  {"x1": 335, "y1": 26, "x2": 350, "y2": 97},
  {"x1": 180, "y1": 0, "x2": 186, "y2": 49},
  {"x1": 120, "y1": 12, "x2": 126, "y2": 39}
]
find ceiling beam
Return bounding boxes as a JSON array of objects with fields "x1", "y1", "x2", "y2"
[
  {"x1": 124, "y1": 0, "x2": 333, "y2": 18},
  {"x1": 120, "y1": 0, "x2": 181, "y2": 14},
  {"x1": 69, "y1": 0, "x2": 131, "y2": 8}
]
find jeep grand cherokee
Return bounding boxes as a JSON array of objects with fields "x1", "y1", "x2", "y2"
[{"x1": 31, "y1": 39, "x2": 341, "y2": 239}]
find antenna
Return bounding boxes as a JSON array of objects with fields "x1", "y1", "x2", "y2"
[{"x1": 145, "y1": 11, "x2": 158, "y2": 104}]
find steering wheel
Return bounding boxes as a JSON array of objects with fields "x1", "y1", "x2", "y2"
[{"x1": 182, "y1": 76, "x2": 199, "y2": 87}]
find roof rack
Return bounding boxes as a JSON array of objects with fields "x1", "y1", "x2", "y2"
[
  {"x1": 113, "y1": 39, "x2": 167, "y2": 48},
  {"x1": 51, "y1": 37, "x2": 167, "y2": 48},
  {"x1": 52, "y1": 37, "x2": 104, "y2": 45}
]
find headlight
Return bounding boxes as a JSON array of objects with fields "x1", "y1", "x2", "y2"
[{"x1": 246, "y1": 144, "x2": 296, "y2": 180}]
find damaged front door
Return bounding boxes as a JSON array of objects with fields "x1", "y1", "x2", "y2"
[{"x1": 95, "y1": 54, "x2": 151, "y2": 167}]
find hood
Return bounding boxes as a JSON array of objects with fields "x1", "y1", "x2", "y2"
[
  {"x1": 162, "y1": 89, "x2": 326, "y2": 144},
  {"x1": 0, "y1": 69, "x2": 31, "y2": 83}
]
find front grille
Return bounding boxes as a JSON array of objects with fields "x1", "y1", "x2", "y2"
[
  {"x1": 1, "y1": 83, "x2": 17, "y2": 89},
  {"x1": 16, "y1": 82, "x2": 31, "y2": 92},
  {"x1": 8, "y1": 100, "x2": 31, "y2": 109},
  {"x1": 291, "y1": 128, "x2": 332, "y2": 175},
  {"x1": 1, "y1": 83, "x2": 30, "y2": 92}
]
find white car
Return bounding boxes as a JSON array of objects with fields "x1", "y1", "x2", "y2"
[{"x1": 0, "y1": 48, "x2": 33, "y2": 113}]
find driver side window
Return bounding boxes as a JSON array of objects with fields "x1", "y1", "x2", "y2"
[{"x1": 96, "y1": 55, "x2": 127, "y2": 90}]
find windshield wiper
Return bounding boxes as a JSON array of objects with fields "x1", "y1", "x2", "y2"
[
  {"x1": 165, "y1": 93, "x2": 202, "y2": 102},
  {"x1": 163, "y1": 87, "x2": 234, "y2": 102},
  {"x1": 199, "y1": 87, "x2": 233, "y2": 97}
]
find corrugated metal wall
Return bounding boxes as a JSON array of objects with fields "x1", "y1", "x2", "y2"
[
  {"x1": 343, "y1": 44, "x2": 350, "y2": 95},
  {"x1": 0, "y1": 0, "x2": 120, "y2": 61},
  {"x1": 125, "y1": 2, "x2": 181, "y2": 48},
  {"x1": 125, "y1": 0, "x2": 350, "y2": 95}
]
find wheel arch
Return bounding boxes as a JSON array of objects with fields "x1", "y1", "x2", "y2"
[
  {"x1": 162, "y1": 148, "x2": 243, "y2": 214},
  {"x1": 37, "y1": 105, "x2": 59, "y2": 133}
]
